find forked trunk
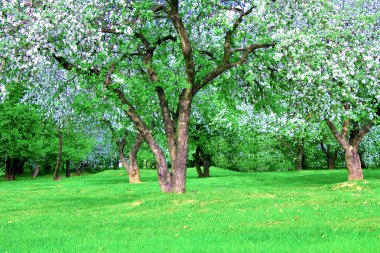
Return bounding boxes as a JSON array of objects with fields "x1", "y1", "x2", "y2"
[
  {"x1": 326, "y1": 120, "x2": 372, "y2": 181},
  {"x1": 194, "y1": 145, "x2": 211, "y2": 178},
  {"x1": 119, "y1": 145, "x2": 129, "y2": 171},
  {"x1": 117, "y1": 133, "x2": 143, "y2": 183},
  {"x1": 114, "y1": 89, "x2": 172, "y2": 192},
  {"x1": 128, "y1": 133, "x2": 144, "y2": 184},
  {"x1": 128, "y1": 162, "x2": 141, "y2": 183},
  {"x1": 345, "y1": 148, "x2": 363, "y2": 180}
]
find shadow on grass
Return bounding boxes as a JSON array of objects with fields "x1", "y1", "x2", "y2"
[
  {"x1": 270, "y1": 173, "x2": 345, "y2": 187},
  {"x1": 255, "y1": 169, "x2": 380, "y2": 188}
]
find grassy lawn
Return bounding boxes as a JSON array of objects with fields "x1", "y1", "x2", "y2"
[{"x1": 0, "y1": 168, "x2": 379, "y2": 252}]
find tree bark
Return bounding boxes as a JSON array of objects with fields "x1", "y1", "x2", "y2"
[
  {"x1": 53, "y1": 130, "x2": 63, "y2": 181},
  {"x1": 194, "y1": 145, "x2": 211, "y2": 178},
  {"x1": 76, "y1": 163, "x2": 82, "y2": 176},
  {"x1": 326, "y1": 120, "x2": 373, "y2": 180},
  {"x1": 345, "y1": 148, "x2": 363, "y2": 180},
  {"x1": 156, "y1": 86, "x2": 177, "y2": 172},
  {"x1": 65, "y1": 160, "x2": 71, "y2": 178},
  {"x1": 15, "y1": 159, "x2": 25, "y2": 175},
  {"x1": 104, "y1": 118, "x2": 142, "y2": 184},
  {"x1": 119, "y1": 139, "x2": 129, "y2": 172},
  {"x1": 108, "y1": 62, "x2": 172, "y2": 191},
  {"x1": 203, "y1": 154, "x2": 211, "y2": 177},
  {"x1": 275, "y1": 136, "x2": 304, "y2": 170},
  {"x1": 172, "y1": 89, "x2": 192, "y2": 193},
  {"x1": 194, "y1": 145, "x2": 204, "y2": 178},
  {"x1": 327, "y1": 156, "x2": 336, "y2": 170},
  {"x1": 295, "y1": 142, "x2": 305, "y2": 171},
  {"x1": 320, "y1": 143, "x2": 338, "y2": 170},
  {"x1": 125, "y1": 104, "x2": 172, "y2": 192},
  {"x1": 128, "y1": 133, "x2": 144, "y2": 184},
  {"x1": 358, "y1": 149, "x2": 367, "y2": 169},
  {"x1": 5, "y1": 158, "x2": 16, "y2": 181},
  {"x1": 32, "y1": 165, "x2": 40, "y2": 178}
]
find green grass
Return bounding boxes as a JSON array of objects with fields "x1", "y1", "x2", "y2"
[{"x1": 0, "y1": 168, "x2": 379, "y2": 253}]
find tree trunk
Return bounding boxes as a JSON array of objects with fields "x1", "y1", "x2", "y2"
[
  {"x1": 15, "y1": 159, "x2": 25, "y2": 175},
  {"x1": 328, "y1": 149, "x2": 338, "y2": 170},
  {"x1": 203, "y1": 154, "x2": 211, "y2": 177},
  {"x1": 194, "y1": 145, "x2": 211, "y2": 178},
  {"x1": 320, "y1": 143, "x2": 338, "y2": 170},
  {"x1": 65, "y1": 160, "x2": 71, "y2": 177},
  {"x1": 32, "y1": 165, "x2": 40, "y2": 178},
  {"x1": 76, "y1": 164, "x2": 81, "y2": 176},
  {"x1": 117, "y1": 133, "x2": 143, "y2": 184},
  {"x1": 119, "y1": 143, "x2": 129, "y2": 172},
  {"x1": 327, "y1": 157, "x2": 335, "y2": 170},
  {"x1": 5, "y1": 158, "x2": 16, "y2": 181},
  {"x1": 114, "y1": 89, "x2": 172, "y2": 192},
  {"x1": 358, "y1": 150, "x2": 367, "y2": 168},
  {"x1": 157, "y1": 86, "x2": 177, "y2": 172},
  {"x1": 295, "y1": 143, "x2": 305, "y2": 171},
  {"x1": 53, "y1": 130, "x2": 63, "y2": 181},
  {"x1": 128, "y1": 133, "x2": 144, "y2": 184},
  {"x1": 44, "y1": 164, "x2": 52, "y2": 174},
  {"x1": 345, "y1": 148, "x2": 363, "y2": 180},
  {"x1": 194, "y1": 145, "x2": 204, "y2": 178},
  {"x1": 326, "y1": 119, "x2": 373, "y2": 181},
  {"x1": 172, "y1": 89, "x2": 192, "y2": 193}
]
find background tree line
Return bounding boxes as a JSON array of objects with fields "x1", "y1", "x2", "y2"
[{"x1": 0, "y1": 0, "x2": 378, "y2": 193}]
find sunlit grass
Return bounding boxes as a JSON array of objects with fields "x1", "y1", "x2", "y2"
[{"x1": 0, "y1": 168, "x2": 379, "y2": 252}]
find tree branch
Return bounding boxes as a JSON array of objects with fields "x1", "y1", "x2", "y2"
[
  {"x1": 351, "y1": 122, "x2": 374, "y2": 148},
  {"x1": 199, "y1": 50, "x2": 216, "y2": 60},
  {"x1": 341, "y1": 118, "x2": 350, "y2": 139},
  {"x1": 192, "y1": 42, "x2": 274, "y2": 95},
  {"x1": 53, "y1": 54, "x2": 100, "y2": 75},
  {"x1": 274, "y1": 136, "x2": 293, "y2": 154},
  {"x1": 156, "y1": 86, "x2": 177, "y2": 166},
  {"x1": 320, "y1": 142, "x2": 327, "y2": 155},
  {"x1": 153, "y1": 5, "x2": 170, "y2": 14},
  {"x1": 100, "y1": 28, "x2": 121, "y2": 34},
  {"x1": 170, "y1": 0, "x2": 179, "y2": 13},
  {"x1": 326, "y1": 120, "x2": 350, "y2": 150},
  {"x1": 222, "y1": 5, "x2": 256, "y2": 64},
  {"x1": 169, "y1": 6, "x2": 196, "y2": 85},
  {"x1": 156, "y1": 35, "x2": 176, "y2": 46},
  {"x1": 190, "y1": 3, "x2": 274, "y2": 95}
]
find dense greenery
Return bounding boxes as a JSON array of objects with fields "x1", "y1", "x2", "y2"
[
  {"x1": 0, "y1": 168, "x2": 379, "y2": 252},
  {"x1": 0, "y1": 1, "x2": 379, "y2": 188},
  {"x1": 0, "y1": 2, "x2": 379, "y2": 251}
]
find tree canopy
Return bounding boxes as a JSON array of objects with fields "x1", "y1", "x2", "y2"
[{"x1": 0, "y1": 0, "x2": 379, "y2": 191}]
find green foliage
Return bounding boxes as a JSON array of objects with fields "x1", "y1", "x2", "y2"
[
  {"x1": 0, "y1": 168, "x2": 379, "y2": 252},
  {"x1": 362, "y1": 126, "x2": 380, "y2": 168},
  {"x1": 1, "y1": 0, "x2": 379, "y2": 179},
  {"x1": 0, "y1": 102, "x2": 54, "y2": 162}
]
